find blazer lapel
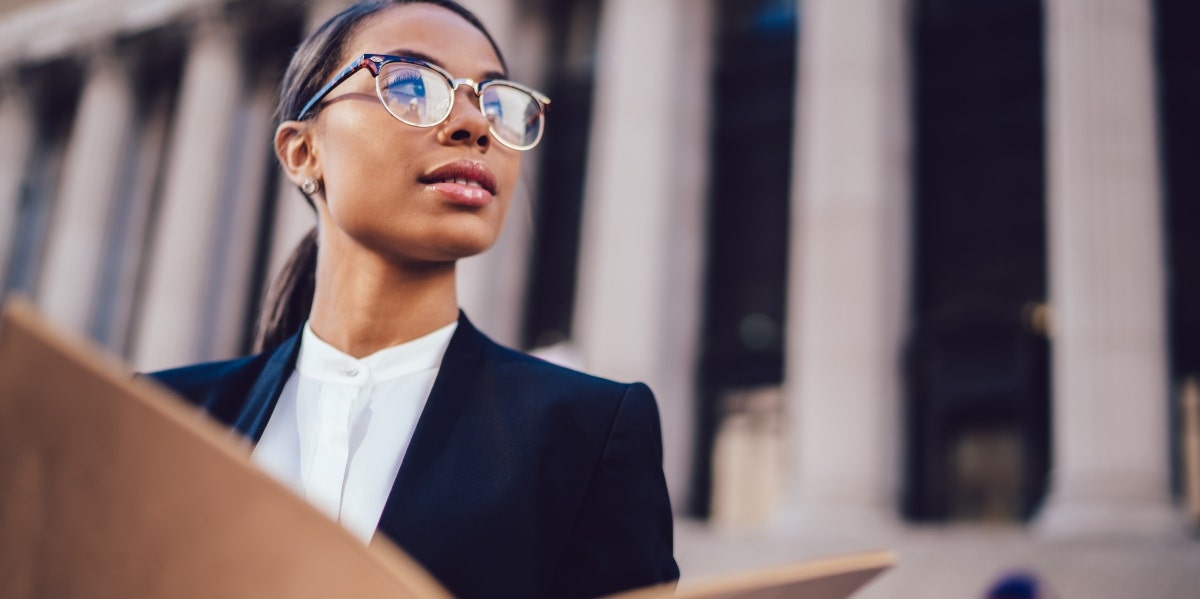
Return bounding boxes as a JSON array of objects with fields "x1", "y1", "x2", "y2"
[
  {"x1": 224, "y1": 316, "x2": 492, "y2": 540},
  {"x1": 375, "y1": 311, "x2": 488, "y2": 532},
  {"x1": 232, "y1": 331, "x2": 302, "y2": 442}
]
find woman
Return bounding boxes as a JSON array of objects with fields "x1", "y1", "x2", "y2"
[{"x1": 149, "y1": 1, "x2": 679, "y2": 597}]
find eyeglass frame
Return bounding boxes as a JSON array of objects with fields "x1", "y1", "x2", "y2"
[{"x1": 295, "y1": 53, "x2": 552, "y2": 151}]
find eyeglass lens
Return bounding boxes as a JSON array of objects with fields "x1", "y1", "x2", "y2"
[{"x1": 378, "y1": 61, "x2": 543, "y2": 149}]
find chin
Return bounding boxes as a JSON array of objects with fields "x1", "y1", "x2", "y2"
[
  {"x1": 432, "y1": 213, "x2": 506, "y2": 259},
  {"x1": 405, "y1": 225, "x2": 501, "y2": 263},
  {"x1": 436, "y1": 234, "x2": 499, "y2": 261},
  {"x1": 348, "y1": 209, "x2": 506, "y2": 265}
]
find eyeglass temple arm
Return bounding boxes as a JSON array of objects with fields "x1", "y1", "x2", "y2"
[{"x1": 295, "y1": 55, "x2": 377, "y2": 120}]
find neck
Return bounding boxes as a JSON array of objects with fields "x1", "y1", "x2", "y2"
[{"x1": 307, "y1": 231, "x2": 459, "y2": 359}]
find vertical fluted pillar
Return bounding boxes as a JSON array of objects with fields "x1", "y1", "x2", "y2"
[
  {"x1": 780, "y1": 0, "x2": 910, "y2": 532},
  {"x1": 572, "y1": 0, "x2": 712, "y2": 508},
  {"x1": 1037, "y1": 0, "x2": 1179, "y2": 537},
  {"x1": 264, "y1": 184, "x2": 313, "y2": 296},
  {"x1": 132, "y1": 14, "x2": 242, "y2": 371},
  {"x1": 263, "y1": 0, "x2": 352, "y2": 315},
  {"x1": 0, "y1": 80, "x2": 35, "y2": 286},
  {"x1": 455, "y1": 0, "x2": 534, "y2": 347},
  {"x1": 454, "y1": 163, "x2": 535, "y2": 347},
  {"x1": 203, "y1": 79, "x2": 276, "y2": 359},
  {"x1": 91, "y1": 87, "x2": 175, "y2": 357},
  {"x1": 38, "y1": 47, "x2": 135, "y2": 333},
  {"x1": 303, "y1": 0, "x2": 356, "y2": 31},
  {"x1": 456, "y1": 0, "x2": 516, "y2": 59}
]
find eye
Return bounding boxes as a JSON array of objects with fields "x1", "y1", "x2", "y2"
[
  {"x1": 383, "y1": 68, "x2": 427, "y2": 103},
  {"x1": 483, "y1": 95, "x2": 503, "y2": 119}
]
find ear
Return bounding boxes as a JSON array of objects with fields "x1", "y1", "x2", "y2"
[{"x1": 274, "y1": 120, "x2": 320, "y2": 190}]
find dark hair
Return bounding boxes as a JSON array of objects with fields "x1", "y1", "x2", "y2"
[{"x1": 254, "y1": 0, "x2": 507, "y2": 351}]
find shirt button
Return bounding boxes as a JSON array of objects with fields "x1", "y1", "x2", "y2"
[{"x1": 339, "y1": 367, "x2": 359, "y2": 377}]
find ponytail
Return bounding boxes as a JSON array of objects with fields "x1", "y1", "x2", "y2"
[{"x1": 254, "y1": 227, "x2": 318, "y2": 352}]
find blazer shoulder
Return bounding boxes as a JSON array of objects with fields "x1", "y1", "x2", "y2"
[
  {"x1": 470, "y1": 335, "x2": 659, "y2": 439},
  {"x1": 146, "y1": 353, "x2": 272, "y2": 408},
  {"x1": 482, "y1": 336, "x2": 638, "y2": 396}
]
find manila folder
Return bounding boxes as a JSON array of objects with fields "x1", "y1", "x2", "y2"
[
  {"x1": 0, "y1": 299, "x2": 448, "y2": 598},
  {"x1": 611, "y1": 550, "x2": 894, "y2": 599}
]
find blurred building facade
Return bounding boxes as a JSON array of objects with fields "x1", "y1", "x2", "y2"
[{"x1": 1, "y1": 0, "x2": 1197, "y2": 550}]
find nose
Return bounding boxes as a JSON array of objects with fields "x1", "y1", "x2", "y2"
[{"x1": 438, "y1": 80, "x2": 491, "y2": 150}]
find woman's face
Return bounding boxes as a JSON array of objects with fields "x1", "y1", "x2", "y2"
[{"x1": 307, "y1": 4, "x2": 519, "y2": 265}]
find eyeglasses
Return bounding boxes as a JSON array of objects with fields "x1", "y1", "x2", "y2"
[{"x1": 296, "y1": 53, "x2": 551, "y2": 151}]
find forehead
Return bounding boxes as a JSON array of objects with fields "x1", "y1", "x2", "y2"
[{"x1": 346, "y1": 4, "x2": 504, "y2": 77}]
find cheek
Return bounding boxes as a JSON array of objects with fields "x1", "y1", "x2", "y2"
[
  {"x1": 324, "y1": 127, "x2": 417, "y2": 188},
  {"x1": 318, "y1": 125, "x2": 426, "y2": 215}
]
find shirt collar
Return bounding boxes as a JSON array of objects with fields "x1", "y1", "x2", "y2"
[{"x1": 296, "y1": 320, "x2": 458, "y2": 386}]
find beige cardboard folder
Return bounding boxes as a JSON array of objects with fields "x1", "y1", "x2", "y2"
[
  {"x1": 0, "y1": 299, "x2": 893, "y2": 598},
  {"x1": 0, "y1": 299, "x2": 449, "y2": 598},
  {"x1": 612, "y1": 551, "x2": 895, "y2": 599}
]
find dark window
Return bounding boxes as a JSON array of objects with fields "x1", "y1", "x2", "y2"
[
  {"x1": 226, "y1": 8, "x2": 304, "y2": 358},
  {"x1": 91, "y1": 31, "x2": 186, "y2": 357},
  {"x1": 3, "y1": 61, "x2": 82, "y2": 298},
  {"x1": 1154, "y1": 0, "x2": 1200, "y2": 499},
  {"x1": 693, "y1": 0, "x2": 797, "y2": 517},
  {"x1": 907, "y1": 0, "x2": 1050, "y2": 523},
  {"x1": 521, "y1": 0, "x2": 601, "y2": 350}
]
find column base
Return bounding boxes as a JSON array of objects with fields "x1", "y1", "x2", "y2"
[
  {"x1": 1035, "y1": 491, "x2": 1186, "y2": 539},
  {"x1": 775, "y1": 497, "x2": 901, "y2": 541}
]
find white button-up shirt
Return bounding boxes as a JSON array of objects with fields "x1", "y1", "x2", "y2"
[{"x1": 251, "y1": 320, "x2": 457, "y2": 543}]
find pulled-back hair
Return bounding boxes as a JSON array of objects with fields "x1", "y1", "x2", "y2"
[{"x1": 254, "y1": 0, "x2": 507, "y2": 352}]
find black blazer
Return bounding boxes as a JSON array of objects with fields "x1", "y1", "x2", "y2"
[{"x1": 149, "y1": 312, "x2": 679, "y2": 598}]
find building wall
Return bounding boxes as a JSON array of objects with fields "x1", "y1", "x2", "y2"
[{"x1": 0, "y1": 0, "x2": 1190, "y2": 537}]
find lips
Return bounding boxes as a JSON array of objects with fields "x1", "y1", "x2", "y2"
[{"x1": 419, "y1": 160, "x2": 498, "y2": 206}]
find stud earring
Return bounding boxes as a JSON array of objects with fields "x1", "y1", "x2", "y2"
[{"x1": 301, "y1": 177, "x2": 320, "y2": 195}]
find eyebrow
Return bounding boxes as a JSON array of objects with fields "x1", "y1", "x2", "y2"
[{"x1": 383, "y1": 48, "x2": 508, "y2": 81}]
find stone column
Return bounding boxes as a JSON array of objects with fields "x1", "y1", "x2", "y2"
[
  {"x1": 38, "y1": 46, "x2": 135, "y2": 333},
  {"x1": 455, "y1": 170, "x2": 534, "y2": 347},
  {"x1": 572, "y1": 0, "x2": 712, "y2": 509},
  {"x1": 132, "y1": 14, "x2": 242, "y2": 371},
  {"x1": 304, "y1": 0, "x2": 356, "y2": 31},
  {"x1": 1037, "y1": 0, "x2": 1179, "y2": 537},
  {"x1": 262, "y1": 0, "x2": 314, "y2": 305},
  {"x1": 779, "y1": 0, "x2": 910, "y2": 532},
  {"x1": 264, "y1": 185, "x2": 314, "y2": 298},
  {"x1": 456, "y1": 0, "x2": 516, "y2": 55},
  {"x1": 203, "y1": 79, "x2": 276, "y2": 360},
  {"x1": 92, "y1": 87, "x2": 175, "y2": 357},
  {"x1": 262, "y1": 0, "x2": 352, "y2": 317},
  {"x1": 0, "y1": 80, "x2": 35, "y2": 286},
  {"x1": 455, "y1": 0, "x2": 528, "y2": 346}
]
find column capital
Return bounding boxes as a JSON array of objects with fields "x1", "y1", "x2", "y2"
[
  {"x1": 305, "y1": 0, "x2": 356, "y2": 33},
  {"x1": 178, "y1": 2, "x2": 243, "y2": 46},
  {"x1": 70, "y1": 39, "x2": 135, "y2": 77}
]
